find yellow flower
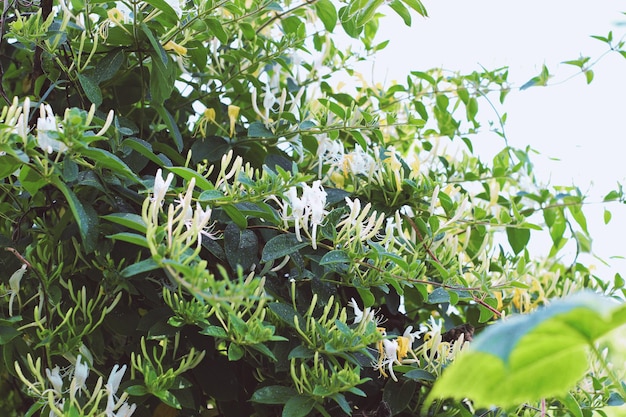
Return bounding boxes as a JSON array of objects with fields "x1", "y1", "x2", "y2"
[
  {"x1": 396, "y1": 336, "x2": 410, "y2": 361},
  {"x1": 164, "y1": 40, "x2": 187, "y2": 57},
  {"x1": 195, "y1": 108, "x2": 216, "y2": 137},
  {"x1": 228, "y1": 105, "x2": 240, "y2": 137}
]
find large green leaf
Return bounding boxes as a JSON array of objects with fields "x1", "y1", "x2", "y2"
[
  {"x1": 52, "y1": 178, "x2": 94, "y2": 250},
  {"x1": 261, "y1": 234, "x2": 309, "y2": 262},
  {"x1": 251, "y1": 385, "x2": 298, "y2": 405},
  {"x1": 427, "y1": 291, "x2": 626, "y2": 409}
]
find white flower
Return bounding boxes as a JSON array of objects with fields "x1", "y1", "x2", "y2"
[
  {"x1": 70, "y1": 355, "x2": 89, "y2": 398},
  {"x1": 342, "y1": 147, "x2": 376, "y2": 177},
  {"x1": 151, "y1": 169, "x2": 174, "y2": 206},
  {"x1": 348, "y1": 298, "x2": 378, "y2": 325},
  {"x1": 106, "y1": 364, "x2": 130, "y2": 416},
  {"x1": 112, "y1": 401, "x2": 137, "y2": 417},
  {"x1": 106, "y1": 364, "x2": 126, "y2": 395},
  {"x1": 36, "y1": 104, "x2": 67, "y2": 154},
  {"x1": 45, "y1": 366, "x2": 64, "y2": 395},
  {"x1": 377, "y1": 339, "x2": 399, "y2": 382},
  {"x1": 8, "y1": 264, "x2": 26, "y2": 316},
  {"x1": 282, "y1": 181, "x2": 327, "y2": 249}
]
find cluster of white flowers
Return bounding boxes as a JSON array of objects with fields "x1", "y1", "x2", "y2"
[
  {"x1": 315, "y1": 135, "x2": 376, "y2": 181},
  {"x1": 41, "y1": 356, "x2": 135, "y2": 417},
  {"x1": 3, "y1": 97, "x2": 114, "y2": 156},
  {"x1": 281, "y1": 181, "x2": 328, "y2": 249},
  {"x1": 149, "y1": 169, "x2": 217, "y2": 252}
]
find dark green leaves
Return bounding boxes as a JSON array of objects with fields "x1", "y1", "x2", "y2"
[
  {"x1": 261, "y1": 234, "x2": 309, "y2": 262},
  {"x1": 506, "y1": 226, "x2": 530, "y2": 255}
]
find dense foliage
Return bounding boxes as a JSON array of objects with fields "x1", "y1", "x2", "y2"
[{"x1": 0, "y1": 1, "x2": 625, "y2": 416}]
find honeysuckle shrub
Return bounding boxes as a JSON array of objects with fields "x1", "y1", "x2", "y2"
[{"x1": 0, "y1": 1, "x2": 625, "y2": 416}]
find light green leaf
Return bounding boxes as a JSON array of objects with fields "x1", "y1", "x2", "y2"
[
  {"x1": 228, "y1": 343, "x2": 244, "y2": 361},
  {"x1": 314, "y1": 0, "x2": 337, "y2": 31},
  {"x1": 401, "y1": 0, "x2": 428, "y2": 16},
  {"x1": 388, "y1": 0, "x2": 411, "y2": 26},
  {"x1": 427, "y1": 291, "x2": 626, "y2": 409}
]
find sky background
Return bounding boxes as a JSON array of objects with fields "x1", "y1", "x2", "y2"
[{"x1": 353, "y1": 1, "x2": 626, "y2": 278}]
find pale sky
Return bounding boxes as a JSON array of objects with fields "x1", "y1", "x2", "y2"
[{"x1": 356, "y1": 1, "x2": 626, "y2": 278}]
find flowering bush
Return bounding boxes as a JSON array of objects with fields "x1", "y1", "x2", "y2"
[{"x1": 0, "y1": 1, "x2": 625, "y2": 416}]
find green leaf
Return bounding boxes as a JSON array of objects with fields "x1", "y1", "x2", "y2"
[
  {"x1": 402, "y1": 0, "x2": 428, "y2": 16},
  {"x1": 222, "y1": 205, "x2": 248, "y2": 229},
  {"x1": 520, "y1": 64, "x2": 550, "y2": 90},
  {"x1": 389, "y1": 0, "x2": 411, "y2": 26},
  {"x1": 338, "y1": 6, "x2": 363, "y2": 38},
  {"x1": 268, "y1": 302, "x2": 304, "y2": 328},
  {"x1": 107, "y1": 232, "x2": 150, "y2": 248},
  {"x1": 143, "y1": 0, "x2": 179, "y2": 23},
  {"x1": 0, "y1": 326, "x2": 19, "y2": 344},
  {"x1": 428, "y1": 287, "x2": 450, "y2": 304},
  {"x1": 166, "y1": 166, "x2": 213, "y2": 190},
  {"x1": 228, "y1": 343, "x2": 245, "y2": 361},
  {"x1": 154, "y1": 389, "x2": 181, "y2": 409},
  {"x1": 283, "y1": 395, "x2": 316, "y2": 417},
  {"x1": 120, "y1": 258, "x2": 160, "y2": 277},
  {"x1": 251, "y1": 385, "x2": 298, "y2": 404},
  {"x1": 142, "y1": 23, "x2": 168, "y2": 66},
  {"x1": 403, "y1": 369, "x2": 435, "y2": 382},
  {"x1": 206, "y1": 18, "x2": 229, "y2": 43},
  {"x1": 126, "y1": 385, "x2": 149, "y2": 396},
  {"x1": 427, "y1": 291, "x2": 626, "y2": 409},
  {"x1": 224, "y1": 223, "x2": 258, "y2": 271},
  {"x1": 102, "y1": 213, "x2": 147, "y2": 233},
  {"x1": 19, "y1": 165, "x2": 46, "y2": 196},
  {"x1": 261, "y1": 234, "x2": 309, "y2": 262},
  {"x1": 199, "y1": 325, "x2": 228, "y2": 338},
  {"x1": 154, "y1": 106, "x2": 183, "y2": 152},
  {"x1": 52, "y1": 178, "x2": 93, "y2": 249},
  {"x1": 506, "y1": 227, "x2": 530, "y2": 255},
  {"x1": 562, "y1": 392, "x2": 583, "y2": 417},
  {"x1": 354, "y1": 0, "x2": 384, "y2": 28},
  {"x1": 604, "y1": 208, "x2": 612, "y2": 224},
  {"x1": 248, "y1": 121, "x2": 275, "y2": 138},
  {"x1": 319, "y1": 250, "x2": 351, "y2": 265},
  {"x1": 96, "y1": 49, "x2": 124, "y2": 83},
  {"x1": 383, "y1": 379, "x2": 416, "y2": 415},
  {"x1": 78, "y1": 73, "x2": 102, "y2": 107},
  {"x1": 81, "y1": 147, "x2": 140, "y2": 182},
  {"x1": 122, "y1": 138, "x2": 169, "y2": 167},
  {"x1": 315, "y1": 0, "x2": 338, "y2": 31}
]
